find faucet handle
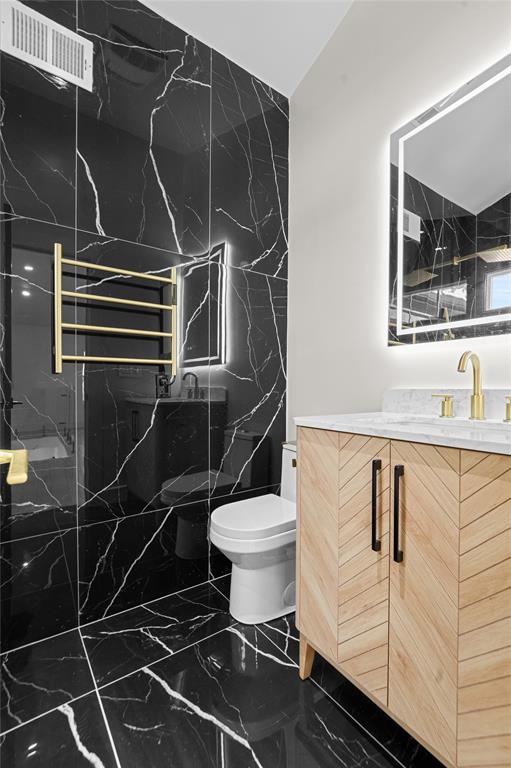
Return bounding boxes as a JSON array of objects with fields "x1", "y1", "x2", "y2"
[
  {"x1": 0, "y1": 449, "x2": 28, "y2": 485},
  {"x1": 432, "y1": 393, "x2": 454, "y2": 418},
  {"x1": 505, "y1": 396, "x2": 511, "y2": 423}
]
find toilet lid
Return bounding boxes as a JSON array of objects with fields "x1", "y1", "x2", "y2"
[{"x1": 210, "y1": 494, "x2": 296, "y2": 540}]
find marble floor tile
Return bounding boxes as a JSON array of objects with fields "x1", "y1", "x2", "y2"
[
  {"x1": 99, "y1": 623, "x2": 398, "y2": 768},
  {"x1": 82, "y1": 581, "x2": 234, "y2": 687},
  {"x1": 0, "y1": 629, "x2": 94, "y2": 734},
  {"x1": 0, "y1": 691, "x2": 118, "y2": 767},
  {"x1": 260, "y1": 614, "x2": 444, "y2": 768}
]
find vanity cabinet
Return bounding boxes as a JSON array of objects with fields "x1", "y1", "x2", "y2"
[{"x1": 297, "y1": 427, "x2": 511, "y2": 768}]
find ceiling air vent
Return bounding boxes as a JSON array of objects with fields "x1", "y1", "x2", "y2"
[
  {"x1": 0, "y1": 0, "x2": 93, "y2": 91},
  {"x1": 403, "y1": 209, "x2": 421, "y2": 242}
]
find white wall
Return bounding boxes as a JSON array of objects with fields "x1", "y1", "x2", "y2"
[{"x1": 288, "y1": 0, "x2": 511, "y2": 437}]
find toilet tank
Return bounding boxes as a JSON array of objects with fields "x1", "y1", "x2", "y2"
[
  {"x1": 281, "y1": 442, "x2": 297, "y2": 502},
  {"x1": 223, "y1": 429, "x2": 270, "y2": 490}
]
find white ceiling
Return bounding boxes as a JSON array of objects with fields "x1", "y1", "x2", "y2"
[{"x1": 139, "y1": 0, "x2": 353, "y2": 96}]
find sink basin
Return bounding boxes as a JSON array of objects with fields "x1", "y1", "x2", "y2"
[{"x1": 350, "y1": 414, "x2": 509, "y2": 432}]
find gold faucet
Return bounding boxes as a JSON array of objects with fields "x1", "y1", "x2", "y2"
[{"x1": 457, "y1": 351, "x2": 485, "y2": 420}]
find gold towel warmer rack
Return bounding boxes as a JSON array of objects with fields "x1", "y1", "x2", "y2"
[{"x1": 53, "y1": 243, "x2": 177, "y2": 374}]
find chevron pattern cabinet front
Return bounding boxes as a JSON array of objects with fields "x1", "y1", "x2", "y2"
[
  {"x1": 388, "y1": 440, "x2": 460, "y2": 766},
  {"x1": 297, "y1": 427, "x2": 340, "y2": 661},
  {"x1": 457, "y1": 451, "x2": 511, "y2": 768},
  {"x1": 338, "y1": 435, "x2": 391, "y2": 706},
  {"x1": 297, "y1": 428, "x2": 511, "y2": 768}
]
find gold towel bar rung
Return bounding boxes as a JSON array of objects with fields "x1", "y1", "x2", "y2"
[
  {"x1": 62, "y1": 322, "x2": 173, "y2": 339},
  {"x1": 62, "y1": 355, "x2": 172, "y2": 366},
  {"x1": 62, "y1": 290, "x2": 174, "y2": 312},
  {"x1": 62, "y1": 257, "x2": 175, "y2": 284}
]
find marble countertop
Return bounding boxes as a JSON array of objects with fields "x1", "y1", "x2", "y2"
[{"x1": 294, "y1": 412, "x2": 511, "y2": 455}]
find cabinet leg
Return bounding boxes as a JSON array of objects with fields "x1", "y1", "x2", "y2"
[{"x1": 299, "y1": 635, "x2": 315, "y2": 680}]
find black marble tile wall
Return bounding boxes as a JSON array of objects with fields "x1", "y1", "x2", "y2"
[
  {"x1": 76, "y1": 0, "x2": 211, "y2": 254},
  {"x1": 211, "y1": 53, "x2": 289, "y2": 278},
  {"x1": 0, "y1": 0, "x2": 288, "y2": 648}
]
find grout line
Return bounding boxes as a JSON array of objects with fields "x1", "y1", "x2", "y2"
[
  {"x1": 76, "y1": 503, "x2": 204, "y2": 534},
  {"x1": 257, "y1": 623, "x2": 407, "y2": 768},
  {"x1": 1, "y1": 574, "x2": 230, "y2": 657},
  {"x1": 74, "y1": 13, "x2": 80, "y2": 634},
  {"x1": 80, "y1": 573, "x2": 230, "y2": 630},
  {"x1": 33, "y1": 481, "x2": 279, "y2": 540},
  {"x1": 209, "y1": 576, "x2": 230, "y2": 602},
  {"x1": 0, "y1": 626, "x2": 82, "y2": 657},
  {"x1": 309, "y1": 679, "x2": 407, "y2": 768},
  {"x1": 0, "y1": 689, "x2": 92, "y2": 740},
  {"x1": 4, "y1": 613, "x2": 408, "y2": 768},
  {"x1": 1, "y1": 524, "x2": 78, "y2": 546},
  {"x1": 0, "y1": 214, "x2": 288, "y2": 282},
  {"x1": 0, "y1": 621, "x2": 235, "y2": 740},
  {"x1": 79, "y1": 628, "x2": 123, "y2": 768},
  {"x1": 207, "y1": 43, "x2": 213, "y2": 583},
  {"x1": 92, "y1": 623, "x2": 235, "y2": 696}
]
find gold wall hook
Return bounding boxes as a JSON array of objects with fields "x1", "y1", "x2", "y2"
[{"x1": 0, "y1": 449, "x2": 28, "y2": 485}]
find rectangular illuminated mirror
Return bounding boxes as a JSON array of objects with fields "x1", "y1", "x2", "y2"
[
  {"x1": 180, "y1": 243, "x2": 226, "y2": 366},
  {"x1": 389, "y1": 54, "x2": 511, "y2": 345}
]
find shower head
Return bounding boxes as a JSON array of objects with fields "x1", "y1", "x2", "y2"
[
  {"x1": 403, "y1": 268, "x2": 438, "y2": 287},
  {"x1": 475, "y1": 245, "x2": 511, "y2": 263}
]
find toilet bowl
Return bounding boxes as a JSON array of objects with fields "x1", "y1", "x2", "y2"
[{"x1": 209, "y1": 442, "x2": 296, "y2": 624}]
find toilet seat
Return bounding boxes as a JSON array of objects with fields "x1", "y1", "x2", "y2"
[
  {"x1": 210, "y1": 524, "x2": 295, "y2": 555},
  {"x1": 210, "y1": 494, "x2": 296, "y2": 541}
]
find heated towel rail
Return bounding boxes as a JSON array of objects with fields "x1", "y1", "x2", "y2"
[{"x1": 53, "y1": 243, "x2": 177, "y2": 374}]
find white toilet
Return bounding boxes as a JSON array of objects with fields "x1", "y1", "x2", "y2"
[{"x1": 210, "y1": 442, "x2": 296, "y2": 624}]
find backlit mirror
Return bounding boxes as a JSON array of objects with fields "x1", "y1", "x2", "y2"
[{"x1": 389, "y1": 54, "x2": 511, "y2": 345}]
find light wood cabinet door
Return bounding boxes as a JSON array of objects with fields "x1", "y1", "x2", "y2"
[
  {"x1": 338, "y1": 435, "x2": 391, "y2": 705},
  {"x1": 388, "y1": 440, "x2": 460, "y2": 767},
  {"x1": 458, "y1": 450, "x2": 511, "y2": 768},
  {"x1": 297, "y1": 427, "x2": 339, "y2": 661}
]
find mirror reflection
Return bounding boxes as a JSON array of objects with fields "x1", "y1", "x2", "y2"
[{"x1": 389, "y1": 55, "x2": 511, "y2": 344}]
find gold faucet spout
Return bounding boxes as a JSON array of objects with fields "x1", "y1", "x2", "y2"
[{"x1": 457, "y1": 351, "x2": 485, "y2": 419}]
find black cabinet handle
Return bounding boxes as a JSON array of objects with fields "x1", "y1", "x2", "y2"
[
  {"x1": 371, "y1": 459, "x2": 382, "y2": 552},
  {"x1": 393, "y1": 465, "x2": 404, "y2": 563}
]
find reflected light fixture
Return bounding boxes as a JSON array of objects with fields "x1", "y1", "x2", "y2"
[{"x1": 23, "y1": 264, "x2": 34, "y2": 272}]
